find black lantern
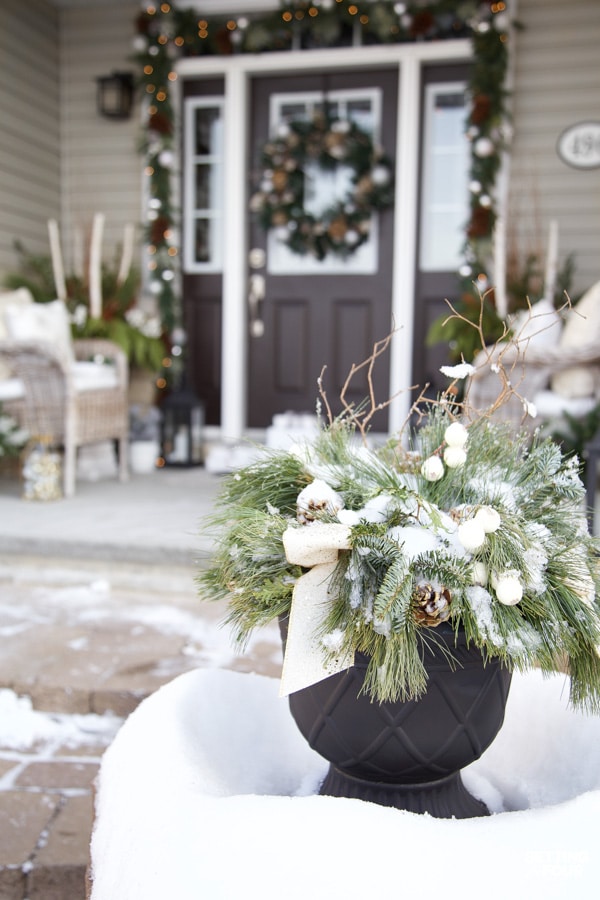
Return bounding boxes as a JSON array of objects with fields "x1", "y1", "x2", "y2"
[
  {"x1": 159, "y1": 383, "x2": 205, "y2": 467},
  {"x1": 96, "y1": 71, "x2": 134, "y2": 120}
]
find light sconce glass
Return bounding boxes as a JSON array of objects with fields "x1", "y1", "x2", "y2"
[{"x1": 96, "y1": 71, "x2": 134, "y2": 120}]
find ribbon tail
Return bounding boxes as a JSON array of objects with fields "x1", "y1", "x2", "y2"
[{"x1": 279, "y1": 560, "x2": 354, "y2": 697}]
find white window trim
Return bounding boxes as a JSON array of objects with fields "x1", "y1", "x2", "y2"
[{"x1": 183, "y1": 96, "x2": 225, "y2": 274}]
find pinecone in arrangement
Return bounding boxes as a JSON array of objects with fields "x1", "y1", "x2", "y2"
[{"x1": 413, "y1": 583, "x2": 451, "y2": 627}]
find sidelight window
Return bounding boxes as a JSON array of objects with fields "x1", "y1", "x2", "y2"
[
  {"x1": 183, "y1": 97, "x2": 224, "y2": 272},
  {"x1": 419, "y1": 83, "x2": 469, "y2": 272}
]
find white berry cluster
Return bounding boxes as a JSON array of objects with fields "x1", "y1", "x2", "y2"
[
  {"x1": 420, "y1": 423, "x2": 523, "y2": 607},
  {"x1": 420, "y1": 421, "x2": 468, "y2": 482},
  {"x1": 460, "y1": 508, "x2": 522, "y2": 606}
]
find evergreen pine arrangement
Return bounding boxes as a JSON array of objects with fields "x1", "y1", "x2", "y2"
[{"x1": 199, "y1": 327, "x2": 600, "y2": 712}]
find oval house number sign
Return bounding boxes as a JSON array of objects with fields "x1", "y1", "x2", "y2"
[{"x1": 557, "y1": 121, "x2": 600, "y2": 170}]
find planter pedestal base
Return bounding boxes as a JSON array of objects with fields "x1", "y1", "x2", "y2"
[{"x1": 320, "y1": 766, "x2": 489, "y2": 818}]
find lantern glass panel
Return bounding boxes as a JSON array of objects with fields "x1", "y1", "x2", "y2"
[{"x1": 160, "y1": 389, "x2": 204, "y2": 467}]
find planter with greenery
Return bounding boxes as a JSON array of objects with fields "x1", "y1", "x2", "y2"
[{"x1": 199, "y1": 325, "x2": 600, "y2": 815}]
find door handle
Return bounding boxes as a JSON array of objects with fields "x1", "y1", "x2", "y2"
[{"x1": 248, "y1": 273, "x2": 265, "y2": 338}]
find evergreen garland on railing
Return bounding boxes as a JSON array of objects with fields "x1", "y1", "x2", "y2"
[{"x1": 132, "y1": 1, "x2": 512, "y2": 362}]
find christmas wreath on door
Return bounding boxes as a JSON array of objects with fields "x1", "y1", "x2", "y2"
[{"x1": 250, "y1": 113, "x2": 394, "y2": 261}]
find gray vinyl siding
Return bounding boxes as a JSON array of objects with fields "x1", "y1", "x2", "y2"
[
  {"x1": 508, "y1": 0, "x2": 600, "y2": 297},
  {"x1": 60, "y1": 1, "x2": 141, "y2": 272},
  {"x1": 0, "y1": 0, "x2": 60, "y2": 277},
  {"x1": 0, "y1": 0, "x2": 598, "y2": 301},
  {"x1": 0, "y1": 0, "x2": 140, "y2": 284}
]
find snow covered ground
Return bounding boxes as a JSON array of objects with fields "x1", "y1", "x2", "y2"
[
  {"x1": 1, "y1": 564, "x2": 598, "y2": 900},
  {"x1": 88, "y1": 666, "x2": 600, "y2": 900}
]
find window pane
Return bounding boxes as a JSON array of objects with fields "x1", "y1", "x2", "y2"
[
  {"x1": 184, "y1": 98, "x2": 224, "y2": 272},
  {"x1": 195, "y1": 164, "x2": 212, "y2": 209},
  {"x1": 194, "y1": 218, "x2": 211, "y2": 263},
  {"x1": 303, "y1": 161, "x2": 354, "y2": 217},
  {"x1": 346, "y1": 99, "x2": 373, "y2": 133},
  {"x1": 279, "y1": 103, "x2": 307, "y2": 122},
  {"x1": 419, "y1": 84, "x2": 469, "y2": 272},
  {"x1": 267, "y1": 88, "x2": 381, "y2": 275},
  {"x1": 195, "y1": 107, "x2": 222, "y2": 156}
]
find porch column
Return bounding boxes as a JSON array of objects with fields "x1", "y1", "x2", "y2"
[
  {"x1": 389, "y1": 54, "x2": 420, "y2": 435},
  {"x1": 221, "y1": 64, "x2": 248, "y2": 440}
]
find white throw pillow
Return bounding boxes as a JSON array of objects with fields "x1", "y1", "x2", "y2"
[
  {"x1": 533, "y1": 389, "x2": 597, "y2": 420},
  {"x1": 551, "y1": 281, "x2": 600, "y2": 399},
  {"x1": 510, "y1": 297, "x2": 562, "y2": 348},
  {"x1": 72, "y1": 361, "x2": 118, "y2": 392},
  {"x1": 3, "y1": 298, "x2": 74, "y2": 365},
  {"x1": 0, "y1": 377, "x2": 25, "y2": 402},
  {"x1": 0, "y1": 287, "x2": 35, "y2": 380}
]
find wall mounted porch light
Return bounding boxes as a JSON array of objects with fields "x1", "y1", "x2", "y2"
[{"x1": 96, "y1": 71, "x2": 134, "y2": 120}]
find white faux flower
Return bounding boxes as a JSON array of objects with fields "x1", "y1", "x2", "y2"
[
  {"x1": 421, "y1": 455, "x2": 444, "y2": 482},
  {"x1": 471, "y1": 561, "x2": 488, "y2": 585},
  {"x1": 474, "y1": 506, "x2": 501, "y2": 533},
  {"x1": 457, "y1": 519, "x2": 487, "y2": 553},
  {"x1": 444, "y1": 422, "x2": 469, "y2": 448},
  {"x1": 443, "y1": 446, "x2": 467, "y2": 469},
  {"x1": 493, "y1": 573, "x2": 523, "y2": 606}
]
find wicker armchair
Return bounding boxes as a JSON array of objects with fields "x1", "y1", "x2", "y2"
[
  {"x1": 467, "y1": 339, "x2": 600, "y2": 431},
  {"x1": 0, "y1": 337, "x2": 129, "y2": 497},
  {"x1": 467, "y1": 283, "x2": 600, "y2": 432}
]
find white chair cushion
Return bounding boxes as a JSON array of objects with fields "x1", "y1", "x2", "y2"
[
  {"x1": 0, "y1": 377, "x2": 25, "y2": 402},
  {"x1": 551, "y1": 280, "x2": 600, "y2": 399},
  {"x1": 3, "y1": 298, "x2": 74, "y2": 365},
  {"x1": 533, "y1": 389, "x2": 597, "y2": 421},
  {"x1": 72, "y1": 361, "x2": 118, "y2": 392},
  {"x1": 0, "y1": 362, "x2": 117, "y2": 402},
  {"x1": 0, "y1": 287, "x2": 35, "y2": 339},
  {"x1": 0, "y1": 287, "x2": 35, "y2": 380}
]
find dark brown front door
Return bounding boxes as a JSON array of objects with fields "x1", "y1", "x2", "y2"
[{"x1": 246, "y1": 69, "x2": 398, "y2": 429}]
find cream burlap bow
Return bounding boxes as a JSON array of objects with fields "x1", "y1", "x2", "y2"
[{"x1": 279, "y1": 523, "x2": 354, "y2": 696}]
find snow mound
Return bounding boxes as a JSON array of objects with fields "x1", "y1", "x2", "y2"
[{"x1": 90, "y1": 668, "x2": 600, "y2": 900}]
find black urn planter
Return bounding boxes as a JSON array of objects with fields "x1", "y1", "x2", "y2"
[{"x1": 280, "y1": 617, "x2": 511, "y2": 819}]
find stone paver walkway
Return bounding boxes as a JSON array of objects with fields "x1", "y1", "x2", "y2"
[{"x1": 0, "y1": 467, "x2": 281, "y2": 899}]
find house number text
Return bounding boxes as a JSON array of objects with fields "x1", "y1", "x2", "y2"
[{"x1": 557, "y1": 122, "x2": 600, "y2": 170}]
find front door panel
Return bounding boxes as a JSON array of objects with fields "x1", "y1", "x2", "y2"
[{"x1": 247, "y1": 69, "x2": 398, "y2": 429}]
